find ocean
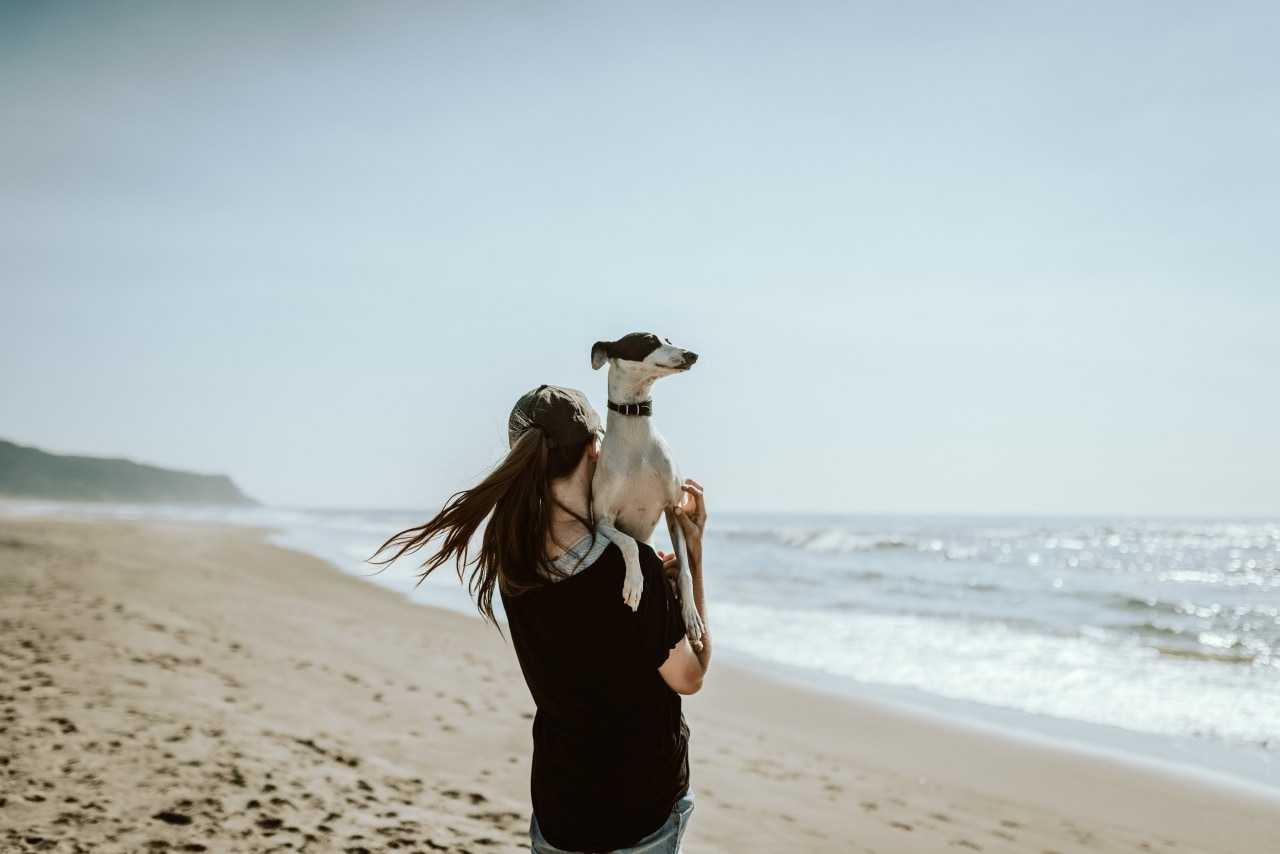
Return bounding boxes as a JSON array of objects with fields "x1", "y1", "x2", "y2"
[{"x1": 5, "y1": 500, "x2": 1277, "y2": 791}]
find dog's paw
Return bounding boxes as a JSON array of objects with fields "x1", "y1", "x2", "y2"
[
  {"x1": 683, "y1": 601, "x2": 705, "y2": 650},
  {"x1": 621, "y1": 565, "x2": 644, "y2": 612}
]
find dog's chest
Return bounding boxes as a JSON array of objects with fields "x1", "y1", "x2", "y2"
[
  {"x1": 611, "y1": 470, "x2": 668, "y2": 539},
  {"x1": 594, "y1": 438, "x2": 677, "y2": 540}
]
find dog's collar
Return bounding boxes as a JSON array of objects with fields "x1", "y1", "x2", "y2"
[{"x1": 607, "y1": 400, "x2": 653, "y2": 417}]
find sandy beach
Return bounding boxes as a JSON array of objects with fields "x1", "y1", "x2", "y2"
[{"x1": 3, "y1": 516, "x2": 1278, "y2": 854}]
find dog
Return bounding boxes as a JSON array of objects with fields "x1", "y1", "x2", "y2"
[{"x1": 589, "y1": 332, "x2": 705, "y2": 650}]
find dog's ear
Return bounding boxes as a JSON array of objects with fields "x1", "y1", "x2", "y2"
[{"x1": 590, "y1": 340, "x2": 612, "y2": 370}]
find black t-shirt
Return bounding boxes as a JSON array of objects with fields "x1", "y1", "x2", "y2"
[{"x1": 500, "y1": 540, "x2": 690, "y2": 853}]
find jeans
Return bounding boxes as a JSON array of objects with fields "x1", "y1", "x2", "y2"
[{"x1": 530, "y1": 791, "x2": 696, "y2": 854}]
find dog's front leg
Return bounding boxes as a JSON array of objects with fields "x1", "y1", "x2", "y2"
[
  {"x1": 664, "y1": 508, "x2": 705, "y2": 650},
  {"x1": 596, "y1": 521, "x2": 643, "y2": 611}
]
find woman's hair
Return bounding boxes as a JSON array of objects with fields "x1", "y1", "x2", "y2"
[{"x1": 366, "y1": 427, "x2": 597, "y2": 627}]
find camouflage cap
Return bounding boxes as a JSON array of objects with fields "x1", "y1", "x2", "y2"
[{"x1": 508, "y1": 384, "x2": 602, "y2": 449}]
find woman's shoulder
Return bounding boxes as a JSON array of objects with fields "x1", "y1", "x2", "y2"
[
  {"x1": 585, "y1": 537, "x2": 664, "y2": 572},
  {"x1": 589, "y1": 540, "x2": 669, "y2": 595},
  {"x1": 545, "y1": 537, "x2": 666, "y2": 591},
  {"x1": 531, "y1": 536, "x2": 627, "y2": 590},
  {"x1": 550, "y1": 529, "x2": 617, "y2": 576},
  {"x1": 510, "y1": 536, "x2": 662, "y2": 604}
]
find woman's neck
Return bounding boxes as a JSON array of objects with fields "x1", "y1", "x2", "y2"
[{"x1": 546, "y1": 462, "x2": 593, "y2": 556}]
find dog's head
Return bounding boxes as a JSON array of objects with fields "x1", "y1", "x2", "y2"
[{"x1": 590, "y1": 332, "x2": 698, "y2": 378}]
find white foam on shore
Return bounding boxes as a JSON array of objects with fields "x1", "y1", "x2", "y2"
[
  {"x1": 711, "y1": 601, "x2": 1280, "y2": 749},
  {"x1": 709, "y1": 602, "x2": 1280, "y2": 789}
]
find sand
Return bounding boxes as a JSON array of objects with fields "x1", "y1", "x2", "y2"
[{"x1": 2, "y1": 516, "x2": 1278, "y2": 853}]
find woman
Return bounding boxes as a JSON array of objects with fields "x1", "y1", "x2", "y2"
[{"x1": 369, "y1": 384, "x2": 712, "y2": 853}]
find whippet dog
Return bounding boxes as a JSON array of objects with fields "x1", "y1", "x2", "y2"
[{"x1": 590, "y1": 332, "x2": 705, "y2": 649}]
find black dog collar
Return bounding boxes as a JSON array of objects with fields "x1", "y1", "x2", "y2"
[{"x1": 607, "y1": 400, "x2": 653, "y2": 417}]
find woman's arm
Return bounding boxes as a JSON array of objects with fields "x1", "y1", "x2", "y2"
[{"x1": 658, "y1": 480, "x2": 711, "y2": 694}]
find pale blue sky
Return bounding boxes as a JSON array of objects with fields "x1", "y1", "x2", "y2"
[{"x1": 3, "y1": 2, "x2": 1277, "y2": 514}]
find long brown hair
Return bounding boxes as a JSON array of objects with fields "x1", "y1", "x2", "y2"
[{"x1": 366, "y1": 427, "x2": 597, "y2": 627}]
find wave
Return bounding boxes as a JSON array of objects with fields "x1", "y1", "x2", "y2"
[
  {"x1": 715, "y1": 526, "x2": 917, "y2": 554},
  {"x1": 712, "y1": 602, "x2": 1280, "y2": 750},
  {"x1": 1127, "y1": 620, "x2": 1187, "y2": 639},
  {"x1": 1097, "y1": 594, "x2": 1191, "y2": 616},
  {"x1": 1080, "y1": 619, "x2": 1275, "y2": 667},
  {"x1": 1150, "y1": 644, "x2": 1264, "y2": 666}
]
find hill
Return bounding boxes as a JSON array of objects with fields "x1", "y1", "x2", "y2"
[{"x1": 0, "y1": 438, "x2": 257, "y2": 505}]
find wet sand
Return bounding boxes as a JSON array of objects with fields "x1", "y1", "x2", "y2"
[{"x1": 2, "y1": 517, "x2": 1277, "y2": 853}]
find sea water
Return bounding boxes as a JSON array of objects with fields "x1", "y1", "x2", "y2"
[{"x1": 5, "y1": 501, "x2": 1277, "y2": 790}]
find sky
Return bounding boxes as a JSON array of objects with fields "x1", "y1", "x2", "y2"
[{"x1": 2, "y1": 1, "x2": 1278, "y2": 516}]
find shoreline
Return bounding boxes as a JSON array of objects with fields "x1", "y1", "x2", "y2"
[
  {"x1": 4, "y1": 495, "x2": 1277, "y2": 791},
  {"x1": 259, "y1": 514, "x2": 1280, "y2": 797},
  {"x1": 310, "y1": 537, "x2": 1280, "y2": 798},
  {"x1": 4, "y1": 515, "x2": 1280, "y2": 853},
  {"x1": 728, "y1": 648, "x2": 1280, "y2": 798}
]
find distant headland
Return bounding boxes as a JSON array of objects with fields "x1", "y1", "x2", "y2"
[{"x1": 0, "y1": 438, "x2": 257, "y2": 505}]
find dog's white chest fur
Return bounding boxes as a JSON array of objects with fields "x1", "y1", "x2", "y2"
[{"x1": 592, "y1": 424, "x2": 678, "y2": 542}]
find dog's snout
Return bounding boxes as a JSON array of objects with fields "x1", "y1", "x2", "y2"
[{"x1": 682, "y1": 351, "x2": 699, "y2": 366}]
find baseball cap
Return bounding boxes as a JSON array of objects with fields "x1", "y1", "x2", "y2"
[{"x1": 508, "y1": 384, "x2": 602, "y2": 449}]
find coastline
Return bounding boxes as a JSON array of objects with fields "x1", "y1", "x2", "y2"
[
  {"x1": 729, "y1": 648, "x2": 1280, "y2": 796},
  {"x1": 3, "y1": 515, "x2": 1279, "y2": 853},
  {"x1": 5, "y1": 496, "x2": 1277, "y2": 790}
]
